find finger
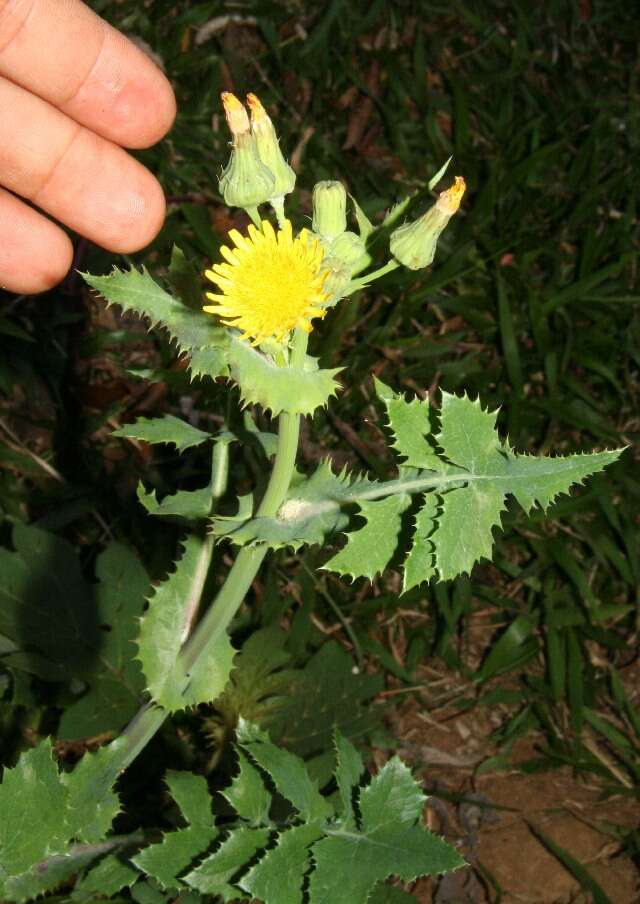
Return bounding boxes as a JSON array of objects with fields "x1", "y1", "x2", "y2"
[
  {"x1": 0, "y1": 75, "x2": 166, "y2": 253},
  {"x1": 0, "y1": 0, "x2": 175, "y2": 149},
  {"x1": 0, "y1": 187, "x2": 73, "y2": 293}
]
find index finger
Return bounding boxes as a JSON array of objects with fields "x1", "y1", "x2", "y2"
[{"x1": 0, "y1": 0, "x2": 176, "y2": 148}]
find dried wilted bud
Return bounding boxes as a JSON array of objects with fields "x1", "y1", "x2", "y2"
[
  {"x1": 390, "y1": 176, "x2": 466, "y2": 270},
  {"x1": 218, "y1": 92, "x2": 275, "y2": 209},
  {"x1": 246, "y1": 93, "x2": 296, "y2": 200}
]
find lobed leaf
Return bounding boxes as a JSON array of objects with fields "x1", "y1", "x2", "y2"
[
  {"x1": 324, "y1": 494, "x2": 411, "y2": 581},
  {"x1": 112, "y1": 415, "x2": 211, "y2": 453},
  {"x1": 132, "y1": 772, "x2": 217, "y2": 890},
  {"x1": 237, "y1": 720, "x2": 332, "y2": 823},
  {"x1": 137, "y1": 534, "x2": 235, "y2": 712},
  {"x1": 83, "y1": 266, "x2": 341, "y2": 416},
  {"x1": 184, "y1": 827, "x2": 270, "y2": 900}
]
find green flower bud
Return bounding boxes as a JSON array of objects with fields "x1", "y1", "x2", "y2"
[
  {"x1": 329, "y1": 230, "x2": 371, "y2": 275},
  {"x1": 312, "y1": 181, "x2": 347, "y2": 240},
  {"x1": 219, "y1": 92, "x2": 275, "y2": 208},
  {"x1": 390, "y1": 176, "x2": 466, "y2": 270},
  {"x1": 320, "y1": 256, "x2": 352, "y2": 308},
  {"x1": 247, "y1": 93, "x2": 296, "y2": 200}
]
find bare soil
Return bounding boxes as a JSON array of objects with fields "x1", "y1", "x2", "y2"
[{"x1": 386, "y1": 676, "x2": 640, "y2": 903}]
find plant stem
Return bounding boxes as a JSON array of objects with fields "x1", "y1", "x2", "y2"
[{"x1": 108, "y1": 330, "x2": 308, "y2": 778}]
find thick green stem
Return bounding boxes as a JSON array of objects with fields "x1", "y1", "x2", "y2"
[{"x1": 109, "y1": 331, "x2": 308, "y2": 777}]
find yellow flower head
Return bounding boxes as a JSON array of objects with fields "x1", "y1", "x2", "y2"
[{"x1": 203, "y1": 219, "x2": 330, "y2": 345}]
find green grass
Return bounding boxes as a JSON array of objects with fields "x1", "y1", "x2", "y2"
[{"x1": 0, "y1": 0, "x2": 639, "y2": 897}]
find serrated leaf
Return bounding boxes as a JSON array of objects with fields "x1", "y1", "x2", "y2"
[
  {"x1": 58, "y1": 544, "x2": 149, "y2": 740},
  {"x1": 359, "y1": 758, "x2": 426, "y2": 831},
  {"x1": 165, "y1": 771, "x2": 214, "y2": 827},
  {"x1": 113, "y1": 415, "x2": 211, "y2": 453},
  {"x1": 132, "y1": 771, "x2": 217, "y2": 890},
  {"x1": 137, "y1": 534, "x2": 235, "y2": 711},
  {"x1": 62, "y1": 739, "x2": 127, "y2": 843},
  {"x1": 256, "y1": 641, "x2": 384, "y2": 760},
  {"x1": 225, "y1": 337, "x2": 342, "y2": 416},
  {"x1": 493, "y1": 450, "x2": 623, "y2": 514},
  {"x1": 240, "y1": 824, "x2": 322, "y2": 904},
  {"x1": 438, "y1": 391, "x2": 503, "y2": 473},
  {"x1": 237, "y1": 721, "x2": 332, "y2": 823},
  {"x1": 309, "y1": 756, "x2": 464, "y2": 903},
  {"x1": 0, "y1": 740, "x2": 67, "y2": 875},
  {"x1": 213, "y1": 632, "x2": 383, "y2": 764},
  {"x1": 432, "y1": 483, "x2": 505, "y2": 581},
  {"x1": 134, "y1": 826, "x2": 218, "y2": 891},
  {"x1": 375, "y1": 378, "x2": 442, "y2": 470},
  {"x1": 82, "y1": 267, "x2": 225, "y2": 356},
  {"x1": 184, "y1": 827, "x2": 270, "y2": 899},
  {"x1": 403, "y1": 494, "x2": 439, "y2": 592},
  {"x1": 4, "y1": 847, "x2": 100, "y2": 903},
  {"x1": 72, "y1": 853, "x2": 139, "y2": 901},
  {"x1": 83, "y1": 266, "x2": 340, "y2": 416},
  {"x1": 334, "y1": 730, "x2": 364, "y2": 826},
  {"x1": 221, "y1": 752, "x2": 272, "y2": 826},
  {"x1": 325, "y1": 494, "x2": 411, "y2": 580},
  {"x1": 212, "y1": 461, "x2": 374, "y2": 551}
]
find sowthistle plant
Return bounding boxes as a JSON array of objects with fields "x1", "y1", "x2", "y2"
[{"x1": 0, "y1": 93, "x2": 623, "y2": 904}]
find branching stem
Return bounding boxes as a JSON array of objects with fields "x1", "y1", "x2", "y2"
[{"x1": 102, "y1": 330, "x2": 308, "y2": 779}]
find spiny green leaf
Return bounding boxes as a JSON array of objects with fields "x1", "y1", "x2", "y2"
[
  {"x1": 72, "y1": 853, "x2": 139, "y2": 901},
  {"x1": 212, "y1": 460, "x2": 374, "y2": 550},
  {"x1": 113, "y1": 415, "x2": 211, "y2": 453},
  {"x1": 82, "y1": 267, "x2": 225, "y2": 355},
  {"x1": 221, "y1": 751, "x2": 272, "y2": 826},
  {"x1": 359, "y1": 757, "x2": 426, "y2": 831},
  {"x1": 83, "y1": 266, "x2": 341, "y2": 416},
  {"x1": 237, "y1": 720, "x2": 332, "y2": 823},
  {"x1": 62, "y1": 739, "x2": 127, "y2": 843},
  {"x1": 212, "y1": 632, "x2": 383, "y2": 765},
  {"x1": 137, "y1": 482, "x2": 213, "y2": 520},
  {"x1": 240, "y1": 824, "x2": 322, "y2": 904},
  {"x1": 375, "y1": 378, "x2": 442, "y2": 470},
  {"x1": 437, "y1": 391, "x2": 503, "y2": 473},
  {"x1": 137, "y1": 534, "x2": 235, "y2": 711},
  {"x1": 325, "y1": 494, "x2": 411, "y2": 581},
  {"x1": 132, "y1": 771, "x2": 217, "y2": 890},
  {"x1": 165, "y1": 771, "x2": 214, "y2": 827},
  {"x1": 309, "y1": 755, "x2": 464, "y2": 903},
  {"x1": 432, "y1": 483, "x2": 506, "y2": 580},
  {"x1": 403, "y1": 494, "x2": 439, "y2": 592},
  {"x1": 4, "y1": 847, "x2": 101, "y2": 904},
  {"x1": 493, "y1": 450, "x2": 623, "y2": 514},
  {"x1": 334, "y1": 730, "x2": 364, "y2": 827},
  {"x1": 223, "y1": 337, "x2": 342, "y2": 416},
  {"x1": 0, "y1": 740, "x2": 67, "y2": 875},
  {"x1": 184, "y1": 827, "x2": 270, "y2": 900}
]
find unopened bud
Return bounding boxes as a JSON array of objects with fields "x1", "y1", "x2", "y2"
[
  {"x1": 329, "y1": 231, "x2": 371, "y2": 275},
  {"x1": 246, "y1": 93, "x2": 295, "y2": 199},
  {"x1": 312, "y1": 181, "x2": 347, "y2": 240},
  {"x1": 218, "y1": 93, "x2": 275, "y2": 208},
  {"x1": 390, "y1": 176, "x2": 466, "y2": 270}
]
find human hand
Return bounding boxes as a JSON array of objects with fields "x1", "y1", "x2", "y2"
[{"x1": 0, "y1": 0, "x2": 176, "y2": 294}]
